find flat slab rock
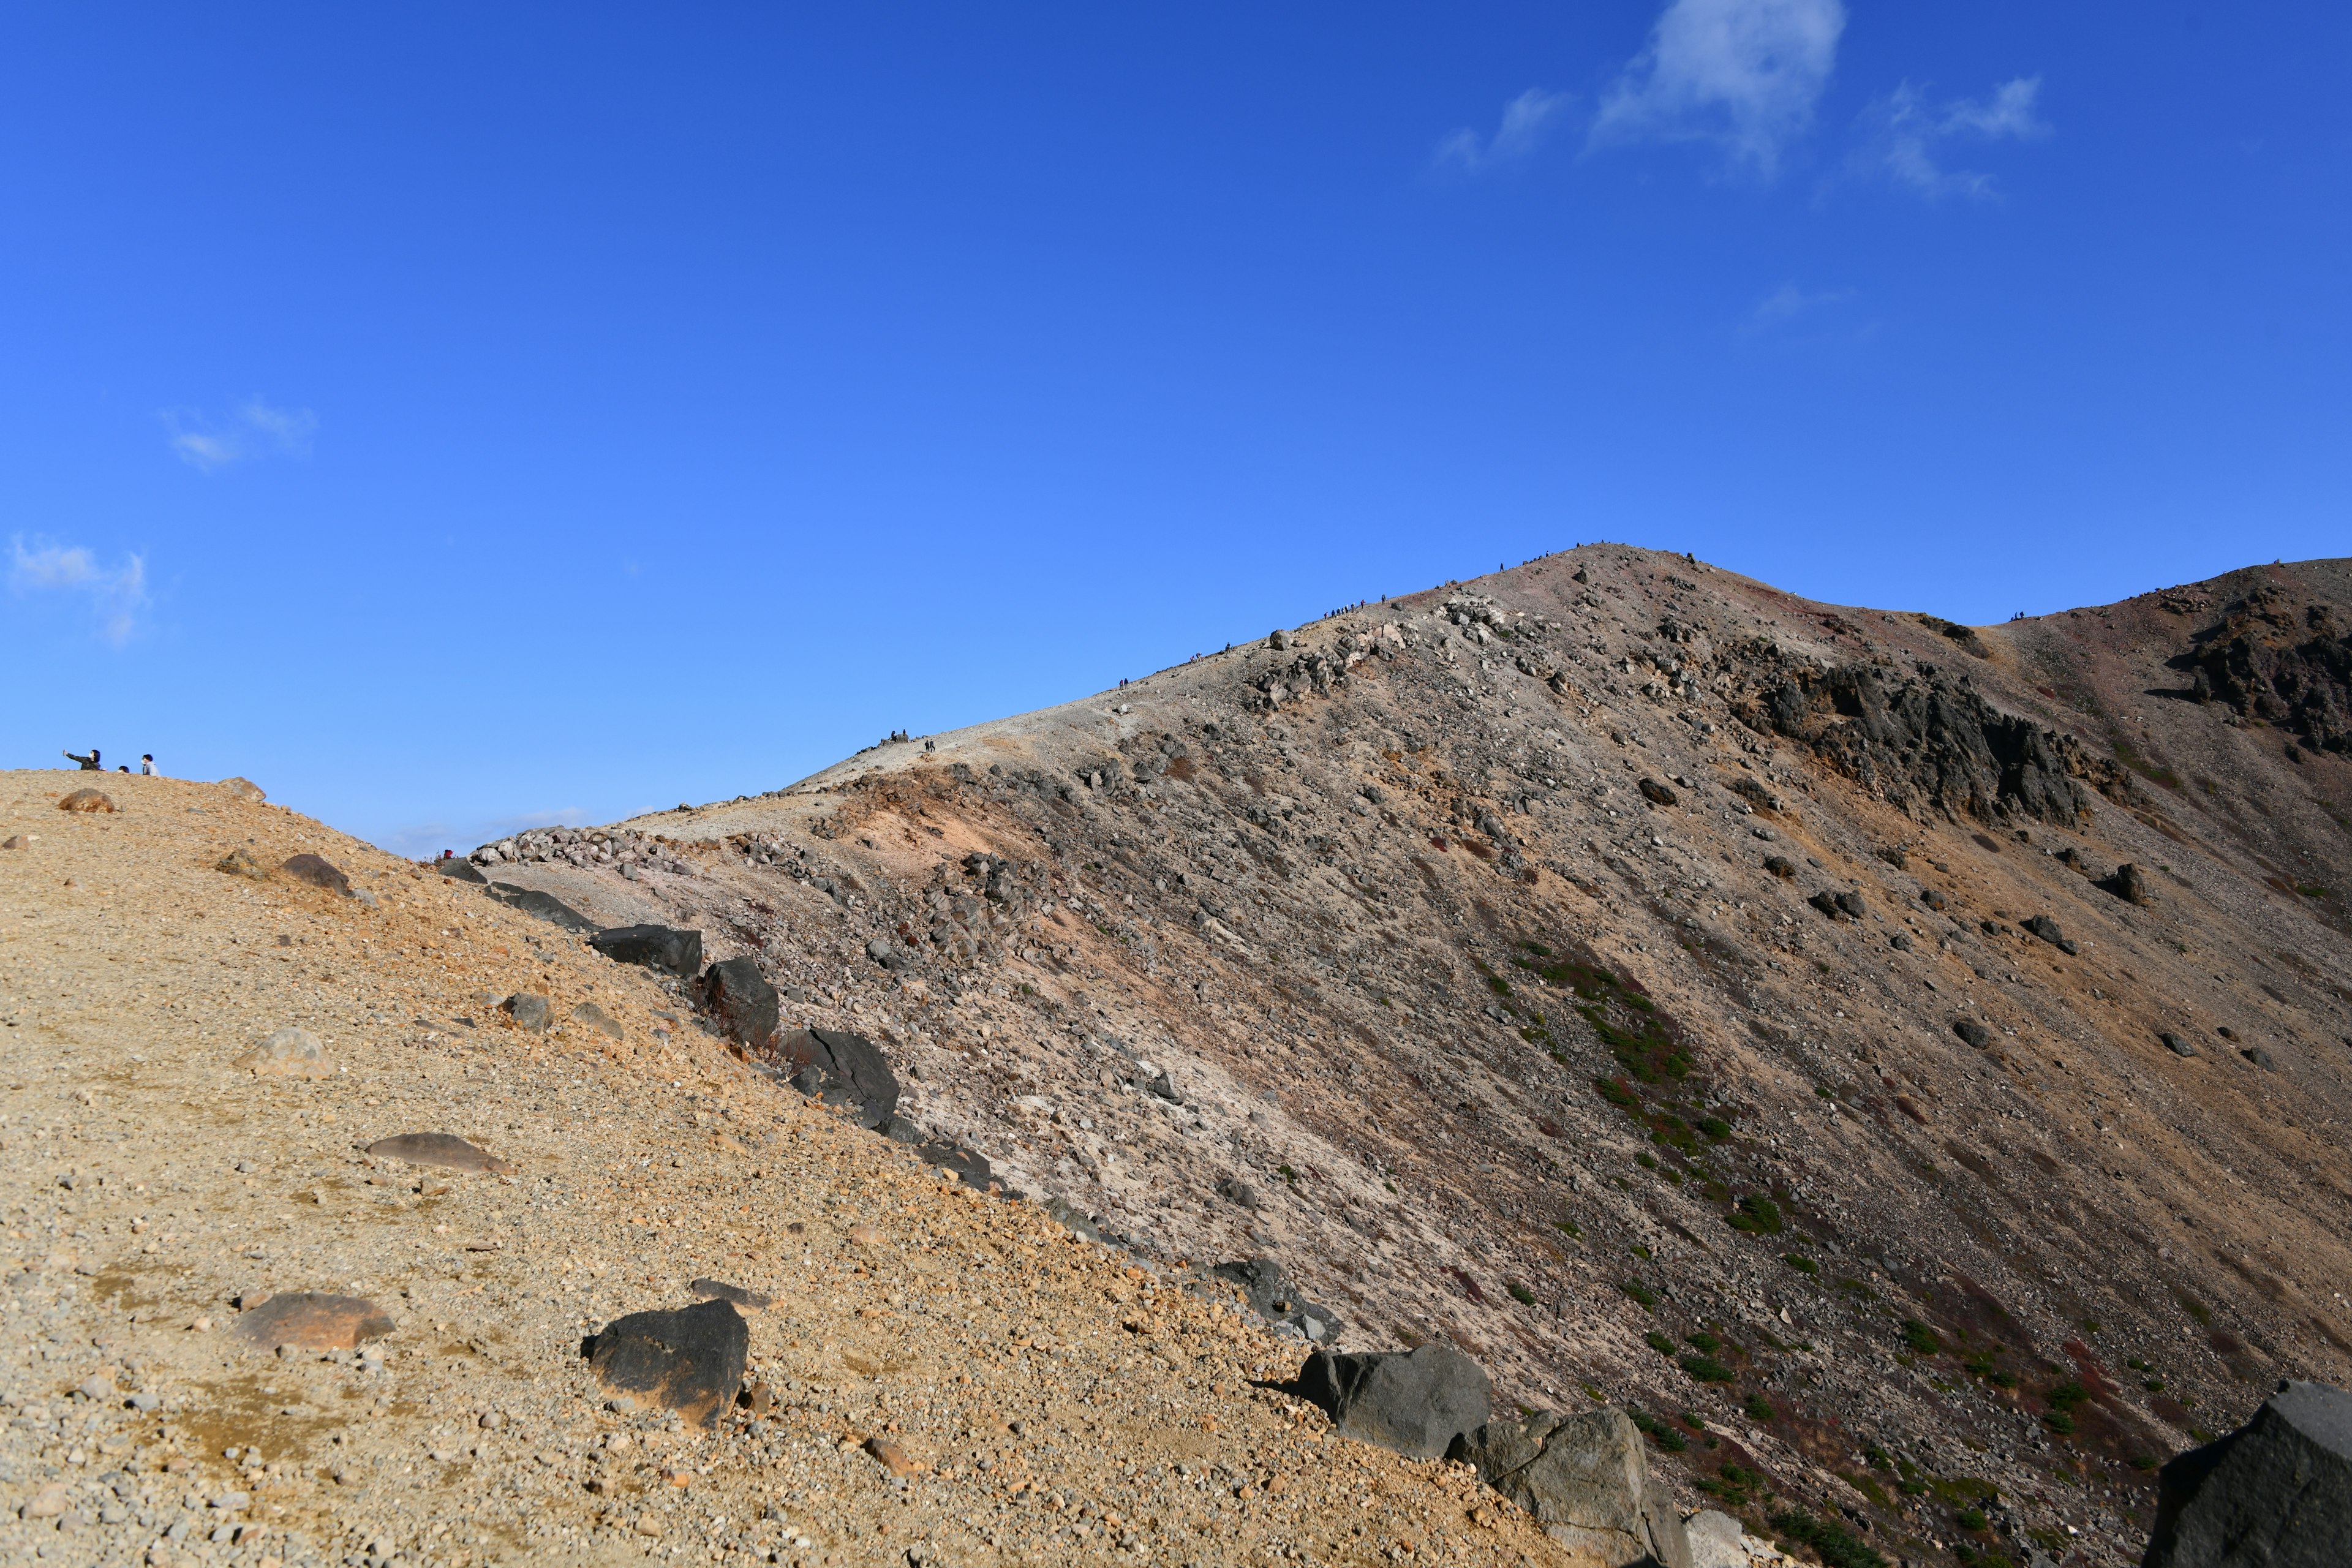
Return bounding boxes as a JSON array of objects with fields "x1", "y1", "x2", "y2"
[
  {"x1": 688, "y1": 1278, "x2": 773, "y2": 1310},
  {"x1": 1451, "y1": 1406, "x2": 1691, "y2": 1568},
  {"x1": 486, "y1": 881, "x2": 597, "y2": 932},
  {"x1": 235, "y1": 1292, "x2": 394, "y2": 1353},
  {"x1": 363, "y1": 1133, "x2": 513, "y2": 1175},
  {"x1": 1284, "y1": 1343, "x2": 1490, "y2": 1461},
  {"x1": 776, "y1": 1027, "x2": 899, "y2": 1131},
  {"x1": 2144, "y1": 1378, "x2": 2352, "y2": 1567},
  {"x1": 587, "y1": 1298, "x2": 749, "y2": 1429}
]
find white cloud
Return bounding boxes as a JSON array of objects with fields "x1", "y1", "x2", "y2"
[
  {"x1": 1433, "y1": 89, "x2": 1574, "y2": 173},
  {"x1": 1744, "y1": 282, "x2": 1855, "y2": 330},
  {"x1": 1591, "y1": 0, "x2": 1846, "y2": 176},
  {"x1": 1850, "y1": 77, "x2": 2048, "y2": 198},
  {"x1": 162, "y1": 398, "x2": 318, "y2": 472},
  {"x1": 9, "y1": 535, "x2": 149, "y2": 646}
]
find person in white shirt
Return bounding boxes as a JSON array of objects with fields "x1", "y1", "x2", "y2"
[{"x1": 139, "y1": 755, "x2": 160, "y2": 776}]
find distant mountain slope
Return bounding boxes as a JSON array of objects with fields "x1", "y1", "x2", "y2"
[{"x1": 485, "y1": 548, "x2": 2352, "y2": 1566}]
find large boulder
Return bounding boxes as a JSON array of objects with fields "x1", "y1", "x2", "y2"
[
  {"x1": 2143, "y1": 1379, "x2": 2352, "y2": 1567},
  {"x1": 281, "y1": 853, "x2": 350, "y2": 894},
  {"x1": 1284, "y1": 1343, "x2": 1490, "y2": 1461},
  {"x1": 592, "y1": 925, "x2": 705, "y2": 978},
  {"x1": 700, "y1": 957, "x2": 781, "y2": 1052},
  {"x1": 1452, "y1": 1408, "x2": 1691, "y2": 1568},
  {"x1": 586, "y1": 1299, "x2": 748, "y2": 1429},
  {"x1": 1212, "y1": 1257, "x2": 1344, "y2": 1344},
  {"x1": 775, "y1": 1027, "x2": 899, "y2": 1131}
]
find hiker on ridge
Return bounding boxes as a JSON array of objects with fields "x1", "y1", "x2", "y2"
[
  {"x1": 140, "y1": 755, "x2": 161, "y2": 776},
  {"x1": 62, "y1": 748, "x2": 100, "y2": 771}
]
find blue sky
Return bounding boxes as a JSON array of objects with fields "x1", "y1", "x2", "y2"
[{"x1": 4, "y1": 2, "x2": 2346, "y2": 854}]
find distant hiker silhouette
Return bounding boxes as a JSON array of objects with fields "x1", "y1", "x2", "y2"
[
  {"x1": 140, "y1": 755, "x2": 160, "y2": 776},
  {"x1": 63, "y1": 748, "x2": 100, "y2": 771}
]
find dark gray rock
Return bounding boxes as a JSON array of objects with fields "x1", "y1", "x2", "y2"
[
  {"x1": 500, "y1": 992, "x2": 551, "y2": 1033},
  {"x1": 2242, "y1": 1046, "x2": 2278, "y2": 1071},
  {"x1": 699, "y1": 957, "x2": 781, "y2": 1053},
  {"x1": 2022, "y1": 914, "x2": 2080, "y2": 954},
  {"x1": 1954, "y1": 1020, "x2": 1993, "y2": 1049},
  {"x1": 1890, "y1": 933, "x2": 1914, "y2": 952},
  {"x1": 1450, "y1": 1407, "x2": 1691, "y2": 1568},
  {"x1": 586, "y1": 1299, "x2": 748, "y2": 1429},
  {"x1": 590, "y1": 925, "x2": 705, "y2": 978},
  {"x1": 1763, "y1": 856, "x2": 1795, "y2": 880},
  {"x1": 2143, "y1": 1379, "x2": 2352, "y2": 1568},
  {"x1": 1216, "y1": 1176, "x2": 1262, "y2": 1210},
  {"x1": 2103, "y1": 862, "x2": 2155, "y2": 905},
  {"x1": 1807, "y1": 891, "x2": 1844, "y2": 921},
  {"x1": 2161, "y1": 1031, "x2": 2198, "y2": 1058},
  {"x1": 775, "y1": 1027, "x2": 899, "y2": 1131},
  {"x1": 1284, "y1": 1343, "x2": 1490, "y2": 1461},
  {"x1": 1833, "y1": 890, "x2": 1866, "y2": 919},
  {"x1": 1213, "y1": 1257, "x2": 1343, "y2": 1344},
  {"x1": 486, "y1": 882, "x2": 597, "y2": 932},
  {"x1": 433, "y1": 857, "x2": 488, "y2": 884},
  {"x1": 1636, "y1": 778, "x2": 1679, "y2": 807}
]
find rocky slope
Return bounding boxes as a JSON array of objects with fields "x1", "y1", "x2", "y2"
[
  {"x1": 467, "y1": 548, "x2": 2352, "y2": 1567},
  {"x1": 0, "y1": 776, "x2": 1575, "y2": 1567}
]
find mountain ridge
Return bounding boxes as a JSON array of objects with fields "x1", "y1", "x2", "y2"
[{"x1": 469, "y1": 545, "x2": 2352, "y2": 1565}]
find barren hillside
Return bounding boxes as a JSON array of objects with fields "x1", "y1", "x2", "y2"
[
  {"x1": 0, "y1": 775, "x2": 1568, "y2": 1566},
  {"x1": 465, "y1": 547, "x2": 2352, "y2": 1567}
]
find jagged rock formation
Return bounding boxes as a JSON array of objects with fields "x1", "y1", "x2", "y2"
[{"x1": 477, "y1": 548, "x2": 2352, "y2": 1567}]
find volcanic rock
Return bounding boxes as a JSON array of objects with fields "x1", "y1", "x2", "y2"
[
  {"x1": 775, "y1": 1027, "x2": 898, "y2": 1130},
  {"x1": 2144, "y1": 1378, "x2": 2352, "y2": 1567},
  {"x1": 280, "y1": 853, "x2": 351, "y2": 894},
  {"x1": 587, "y1": 1299, "x2": 750, "y2": 1429},
  {"x1": 590, "y1": 925, "x2": 704, "y2": 979},
  {"x1": 700, "y1": 956, "x2": 781, "y2": 1052},
  {"x1": 1450, "y1": 1407, "x2": 1691, "y2": 1568},
  {"x1": 1285, "y1": 1343, "x2": 1490, "y2": 1461},
  {"x1": 235, "y1": 1292, "x2": 394, "y2": 1353},
  {"x1": 362, "y1": 1133, "x2": 513, "y2": 1175}
]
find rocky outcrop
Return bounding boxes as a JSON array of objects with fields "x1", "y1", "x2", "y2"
[
  {"x1": 1743, "y1": 662, "x2": 2108, "y2": 824},
  {"x1": 1285, "y1": 1344, "x2": 1490, "y2": 1461},
  {"x1": 2185, "y1": 590, "x2": 2352, "y2": 755},
  {"x1": 1451, "y1": 1408, "x2": 1691, "y2": 1568},
  {"x1": 2143, "y1": 1379, "x2": 2352, "y2": 1567}
]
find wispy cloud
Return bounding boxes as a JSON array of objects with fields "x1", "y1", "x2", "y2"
[
  {"x1": 1433, "y1": 89, "x2": 1575, "y2": 173},
  {"x1": 1849, "y1": 77, "x2": 2049, "y2": 198},
  {"x1": 9, "y1": 535, "x2": 149, "y2": 646},
  {"x1": 162, "y1": 398, "x2": 318, "y2": 473},
  {"x1": 1591, "y1": 0, "x2": 1846, "y2": 178},
  {"x1": 1744, "y1": 282, "x2": 1856, "y2": 331}
]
